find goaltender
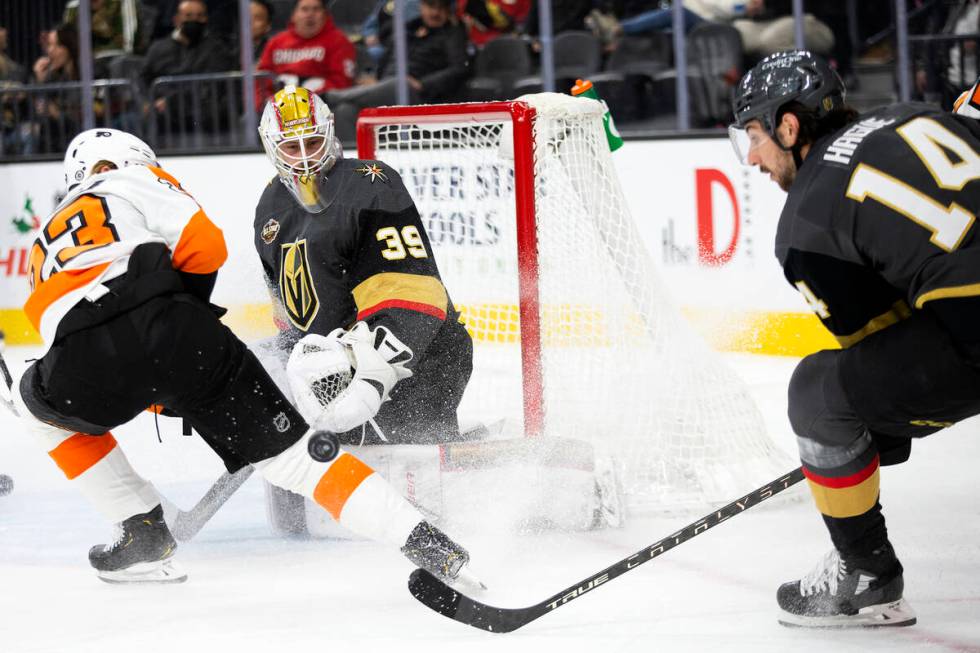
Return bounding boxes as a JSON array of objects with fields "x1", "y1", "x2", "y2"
[{"x1": 252, "y1": 86, "x2": 475, "y2": 532}]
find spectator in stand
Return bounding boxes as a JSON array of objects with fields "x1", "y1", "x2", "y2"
[
  {"x1": 0, "y1": 24, "x2": 29, "y2": 156},
  {"x1": 249, "y1": 0, "x2": 274, "y2": 62},
  {"x1": 62, "y1": 0, "x2": 145, "y2": 57},
  {"x1": 257, "y1": 0, "x2": 356, "y2": 96},
  {"x1": 588, "y1": 0, "x2": 749, "y2": 52},
  {"x1": 142, "y1": 0, "x2": 234, "y2": 89},
  {"x1": 730, "y1": 0, "x2": 834, "y2": 62},
  {"x1": 0, "y1": 25, "x2": 26, "y2": 83},
  {"x1": 915, "y1": 0, "x2": 979, "y2": 109},
  {"x1": 33, "y1": 26, "x2": 78, "y2": 84},
  {"x1": 947, "y1": 1, "x2": 979, "y2": 90},
  {"x1": 31, "y1": 25, "x2": 81, "y2": 154},
  {"x1": 524, "y1": 0, "x2": 595, "y2": 40},
  {"x1": 141, "y1": 0, "x2": 235, "y2": 127},
  {"x1": 236, "y1": 0, "x2": 274, "y2": 65},
  {"x1": 458, "y1": 0, "x2": 532, "y2": 48},
  {"x1": 326, "y1": 0, "x2": 468, "y2": 138},
  {"x1": 361, "y1": 0, "x2": 421, "y2": 69}
]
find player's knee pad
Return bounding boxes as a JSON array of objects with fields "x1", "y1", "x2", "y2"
[{"x1": 788, "y1": 350, "x2": 872, "y2": 468}]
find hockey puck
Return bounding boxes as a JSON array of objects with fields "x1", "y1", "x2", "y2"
[
  {"x1": 0, "y1": 474, "x2": 13, "y2": 497},
  {"x1": 307, "y1": 431, "x2": 340, "y2": 463}
]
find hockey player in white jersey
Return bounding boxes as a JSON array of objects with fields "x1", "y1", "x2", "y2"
[{"x1": 10, "y1": 127, "x2": 477, "y2": 586}]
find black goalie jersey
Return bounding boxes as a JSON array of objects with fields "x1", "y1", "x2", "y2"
[
  {"x1": 776, "y1": 103, "x2": 980, "y2": 359},
  {"x1": 253, "y1": 158, "x2": 473, "y2": 444}
]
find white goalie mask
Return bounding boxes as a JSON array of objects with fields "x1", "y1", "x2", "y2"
[
  {"x1": 259, "y1": 85, "x2": 343, "y2": 213},
  {"x1": 63, "y1": 128, "x2": 158, "y2": 192}
]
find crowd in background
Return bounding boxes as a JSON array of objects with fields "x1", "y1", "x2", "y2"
[{"x1": 0, "y1": 0, "x2": 978, "y2": 156}]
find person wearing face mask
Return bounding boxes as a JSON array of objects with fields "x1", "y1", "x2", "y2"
[{"x1": 140, "y1": 0, "x2": 234, "y2": 114}]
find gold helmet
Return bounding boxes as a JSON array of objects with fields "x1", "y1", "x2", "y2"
[{"x1": 259, "y1": 85, "x2": 342, "y2": 213}]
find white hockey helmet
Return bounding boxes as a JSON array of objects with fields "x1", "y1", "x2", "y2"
[
  {"x1": 259, "y1": 85, "x2": 342, "y2": 213},
  {"x1": 63, "y1": 128, "x2": 158, "y2": 192}
]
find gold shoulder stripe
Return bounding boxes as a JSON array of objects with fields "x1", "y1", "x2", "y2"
[
  {"x1": 352, "y1": 272, "x2": 448, "y2": 315},
  {"x1": 914, "y1": 282, "x2": 980, "y2": 309}
]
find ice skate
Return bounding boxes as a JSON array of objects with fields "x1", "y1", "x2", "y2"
[
  {"x1": 89, "y1": 504, "x2": 187, "y2": 584},
  {"x1": 401, "y1": 520, "x2": 485, "y2": 591},
  {"x1": 777, "y1": 545, "x2": 915, "y2": 628}
]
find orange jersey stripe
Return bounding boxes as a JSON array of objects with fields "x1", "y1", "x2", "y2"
[
  {"x1": 23, "y1": 262, "x2": 111, "y2": 332},
  {"x1": 49, "y1": 432, "x2": 118, "y2": 480},
  {"x1": 171, "y1": 209, "x2": 228, "y2": 274},
  {"x1": 146, "y1": 165, "x2": 185, "y2": 190},
  {"x1": 312, "y1": 453, "x2": 375, "y2": 520},
  {"x1": 351, "y1": 272, "x2": 448, "y2": 319}
]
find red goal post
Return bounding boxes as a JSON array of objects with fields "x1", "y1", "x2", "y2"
[{"x1": 358, "y1": 101, "x2": 545, "y2": 437}]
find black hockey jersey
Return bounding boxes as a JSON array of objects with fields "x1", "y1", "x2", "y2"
[
  {"x1": 253, "y1": 157, "x2": 471, "y2": 370},
  {"x1": 776, "y1": 103, "x2": 980, "y2": 356}
]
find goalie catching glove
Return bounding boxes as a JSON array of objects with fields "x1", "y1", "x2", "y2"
[{"x1": 287, "y1": 322, "x2": 413, "y2": 434}]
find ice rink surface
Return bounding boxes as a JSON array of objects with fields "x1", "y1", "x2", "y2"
[{"x1": 0, "y1": 349, "x2": 977, "y2": 652}]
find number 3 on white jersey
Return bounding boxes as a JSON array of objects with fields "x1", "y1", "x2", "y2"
[{"x1": 845, "y1": 117, "x2": 980, "y2": 252}]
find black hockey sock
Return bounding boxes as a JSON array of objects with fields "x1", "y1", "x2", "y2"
[{"x1": 822, "y1": 500, "x2": 892, "y2": 564}]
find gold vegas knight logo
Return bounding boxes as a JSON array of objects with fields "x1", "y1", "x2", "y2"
[{"x1": 279, "y1": 239, "x2": 319, "y2": 331}]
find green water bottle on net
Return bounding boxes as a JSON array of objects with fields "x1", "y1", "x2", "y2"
[{"x1": 571, "y1": 78, "x2": 624, "y2": 152}]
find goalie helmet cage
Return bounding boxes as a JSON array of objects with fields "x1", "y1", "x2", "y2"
[{"x1": 356, "y1": 94, "x2": 794, "y2": 512}]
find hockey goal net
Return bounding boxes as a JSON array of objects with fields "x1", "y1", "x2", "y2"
[{"x1": 356, "y1": 94, "x2": 793, "y2": 512}]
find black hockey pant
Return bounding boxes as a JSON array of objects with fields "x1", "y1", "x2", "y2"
[{"x1": 21, "y1": 291, "x2": 309, "y2": 472}]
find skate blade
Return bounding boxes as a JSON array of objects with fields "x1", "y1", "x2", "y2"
[
  {"x1": 96, "y1": 559, "x2": 188, "y2": 585},
  {"x1": 778, "y1": 598, "x2": 917, "y2": 628},
  {"x1": 449, "y1": 565, "x2": 488, "y2": 594}
]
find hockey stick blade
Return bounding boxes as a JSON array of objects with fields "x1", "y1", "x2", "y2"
[{"x1": 409, "y1": 467, "x2": 805, "y2": 633}]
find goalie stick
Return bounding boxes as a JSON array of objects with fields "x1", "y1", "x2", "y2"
[
  {"x1": 408, "y1": 466, "x2": 805, "y2": 633},
  {"x1": 0, "y1": 348, "x2": 248, "y2": 539}
]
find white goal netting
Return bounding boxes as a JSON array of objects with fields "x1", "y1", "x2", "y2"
[{"x1": 360, "y1": 93, "x2": 794, "y2": 512}]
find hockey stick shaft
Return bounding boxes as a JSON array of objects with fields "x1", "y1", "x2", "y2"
[
  {"x1": 170, "y1": 464, "x2": 254, "y2": 541},
  {"x1": 0, "y1": 348, "x2": 18, "y2": 416},
  {"x1": 409, "y1": 466, "x2": 806, "y2": 633}
]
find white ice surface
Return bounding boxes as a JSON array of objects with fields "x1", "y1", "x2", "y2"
[{"x1": 0, "y1": 349, "x2": 978, "y2": 652}]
